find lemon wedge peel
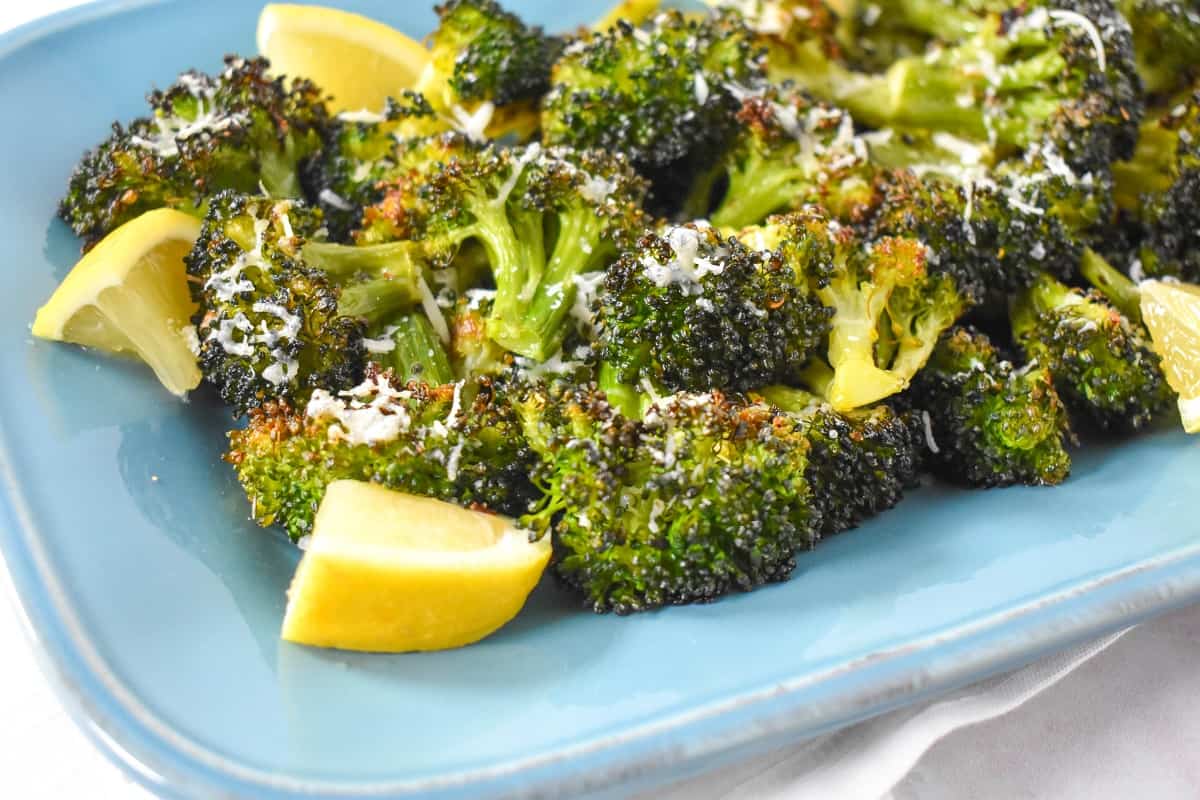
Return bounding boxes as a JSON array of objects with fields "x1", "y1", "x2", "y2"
[
  {"x1": 281, "y1": 481, "x2": 551, "y2": 653},
  {"x1": 32, "y1": 208, "x2": 202, "y2": 397},
  {"x1": 256, "y1": 4, "x2": 431, "y2": 114}
]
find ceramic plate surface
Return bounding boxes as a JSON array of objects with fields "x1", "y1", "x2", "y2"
[{"x1": 2, "y1": 2, "x2": 1200, "y2": 798}]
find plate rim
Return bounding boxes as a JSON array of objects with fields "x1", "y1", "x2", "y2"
[{"x1": 5, "y1": 3, "x2": 1200, "y2": 798}]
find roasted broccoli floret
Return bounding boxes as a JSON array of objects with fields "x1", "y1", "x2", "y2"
[
  {"x1": 301, "y1": 93, "x2": 437, "y2": 241},
  {"x1": 1117, "y1": 0, "x2": 1200, "y2": 95},
  {"x1": 541, "y1": 10, "x2": 763, "y2": 170},
  {"x1": 760, "y1": 0, "x2": 1142, "y2": 172},
  {"x1": 692, "y1": 88, "x2": 874, "y2": 229},
  {"x1": 1111, "y1": 90, "x2": 1200, "y2": 282},
  {"x1": 186, "y1": 192, "x2": 439, "y2": 413},
  {"x1": 596, "y1": 222, "x2": 832, "y2": 396},
  {"x1": 746, "y1": 211, "x2": 971, "y2": 411},
  {"x1": 227, "y1": 370, "x2": 538, "y2": 540},
  {"x1": 755, "y1": 384, "x2": 920, "y2": 535},
  {"x1": 518, "y1": 385, "x2": 814, "y2": 613},
  {"x1": 408, "y1": 0, "x2": 563, "y2": 142},
  {"x1": 907, "y1": 327, "x2": 1073, "y2": 486},
  {"x1": 60, "y1": 56, "x2": 329, "y2": 249},
  {"x1": 362, "y1": 142, "x2": 648, "y2": 361},
  {"x1": 1010, "y1": 272, "x2": 1172, "y2": 430}
]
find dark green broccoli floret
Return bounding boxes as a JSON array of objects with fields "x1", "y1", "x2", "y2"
[
  {"x1": 694, "y1": 87, "x2": 875, "y2": 229},
  {"x1": 596, "y1": 222, "x2": 832, "y2": 396},
  {"x1": 518, "y1": 385, "x2": 814, "y2": 613},
  {"x1": 227, "y1": 370, "x2": 538, "y2": 540},
  {"x1": 301, "y1": 93, "x2": 437, "y2": 241},
  {"x1": 1010, "y1": 271, "x2": 1172, "y2": 430},
  {"x1": 185, "y1": 192, "x2": 439, "y2": 414},
  {"x1": 760, "y1": 0, "x2": 1143, "y2": 172},
  {"x1": 404, "y1": 0, "x2": 563, "y2": 142},
  {"x1": 1112, "y1": 90, "x2": 1200, "y2": 282},
  {"x1": 60, "y1": 56, "x2": 329, "y2": 249},
  {"x1": 907, "y1": 327, "x2": 1073, "y2": 487},
  {"x1": 1117, "y1": 0, "x2": 1200, "y2": 95},
  {"x1": 363, "y1": 142, "x2": 649, "y2": 361},
  {"x1": 756, "y1": 384, "x2": 920, "y2": 535},
  {"x1": 541, "y1": 9, "x2": 763, "y2": 169}
]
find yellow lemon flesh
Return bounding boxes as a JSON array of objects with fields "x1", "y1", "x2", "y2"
[
  {"x1": 32, "y1": 208, "x2": 202, "y2": 396},
  {"x1": 282, "y1": 481, "x2": 551, "y2": 653},
  {"x1": 1140, "y1": 279, "x2": 1200, "y2": 433},
  {"x1": 256, "y1": 4, "x2": 430, "y2": 114}
]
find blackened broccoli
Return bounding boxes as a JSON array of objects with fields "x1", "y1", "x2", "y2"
[
  {"x1": 301, "y1": 93, "x2": 437, "y2": 241},
  {"x1": 60, "y1": 56, "x2": 329, "y2": 249},
  {"x1": 186, "y1": 192, "x2": 439, "y2": 414},
  {"x1": 908, "y1": 327, "x2": 1073, "y2": 487},
  {"x1": 541, "y1": 10, "x2": 763, "y2": 170},
  {"x1": 755, "y1": 384, "x2": 921, "y2": 535},
  {"x1": 227, "y1": 370, "x2": 538, "y2": 540},
  {"x1": 518, "y1": 385, "x2": 814, "y2": 613},
  {"x1": 596, "y1": 222, "x2": 832, "y2": 396},
  {"x1": 1010, "y1": 272, "x2": 1172, "y2": 430}
]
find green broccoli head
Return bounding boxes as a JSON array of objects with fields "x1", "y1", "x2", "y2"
[
  {"x1": 227, "y1": 370, "x2": 539, "y2": 540},
  {"x1": 761, "y1": 0, "x2": 1143, "y2": 173},
  {"x1": 597, "y1": 221, "x2": 832, "y2": 395},
  {"x1": 403, "y1": 0, "x2": 563, "y2": 142},
  {"x1": 1112, "y1": 90, "x2": 1200, "y2": 281},
  {"x1": 364, "y1": 141, "x2": 649, "y2": 361},
  {"x1": 755, "y1": 384, "x2": 921, "y2": 536},
  {"x1": 60, "y1": 56, "x2": 329, "y2": 249},
  {"x1": 301, "y1": 92, "x2": 437, "y2": 241},
  {"x1": 541, "y1": 9, "x2": 763, "y2": 169},
  {"x1": 1010, "y1": 271, "x2": 1173, "y2": 430},
  {"x1": 700, "y1": 86, "x2": 875, "y2": 229},
  {"x1": 770, "y1": 210, "x2": 971, "y2": 411},
  {"x1": 518, "y1": 384, "x2": 814, "y2": 613},
  {"x1": 186, "y1": 192, "x2": 440, "y2": 414},
  {"x1": 1117, "y1": 0, "x2": 1200, "y2": 95},
  {"x1": 908, "y1": 327, "x2": 1073, "y2": 487}
]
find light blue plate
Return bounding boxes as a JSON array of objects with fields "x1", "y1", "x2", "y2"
[{"x1": 2, "y1": 2, "x2": 1200, "y2": 798}]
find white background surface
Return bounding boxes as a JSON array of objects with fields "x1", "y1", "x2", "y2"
[{"x1": 3, "y1": 3, "x2": 1200, "y2": 798}]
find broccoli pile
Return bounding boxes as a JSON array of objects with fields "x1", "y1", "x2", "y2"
[{"x1": 54, "y1": 0, "x2": 1195, "y2": 615}]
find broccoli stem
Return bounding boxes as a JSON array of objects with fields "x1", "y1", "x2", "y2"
[
  {"x1": 513, "y1": 211, "x2": 610, "y2": 361},
  {"x1": 711, "y1": 155, "x2": 809, "y2": 230},
  {"x1": 1010, "y1": 272, "x2": 1083, "y2": 339},
  {"x1": 817, "y1": 275, "x2": 907, "y2": 410},
  {"x1": 257, "y1": 135, "x2": 310, "y2": 198},
  {"x1": 302, "y1": 241, "x2": 427, "y2": 325},
  {"x1": 387, "y1": 312, "x2": 455, "y2": 385},
  {"x1": 1080, "y1": 248, "x2": 1142, "y2": 322},
  {"x1": 468, "y1": 202, "x2": 549, "y2": 358},
  {"x1": 598, "y1": 361, "x2": 648, "y2": 420}
]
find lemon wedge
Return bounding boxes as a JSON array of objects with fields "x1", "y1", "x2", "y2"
[
  {"x1": 32, "y1": 209, "x2": 202, "y2": 396},
  {"x1": 1140, "y1": 279, "x2": 1200, "y2": 433},
  {"x1": 256, "y1": 4, "x2": 430, "y2": 114},
  {"x1": 281, "y1": 481, "x2": 551, "y2": 653}
]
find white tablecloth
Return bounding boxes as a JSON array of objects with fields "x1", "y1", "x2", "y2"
[{"x1": 4, "y1": 3, "x2": 1199, "y2": 798}]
